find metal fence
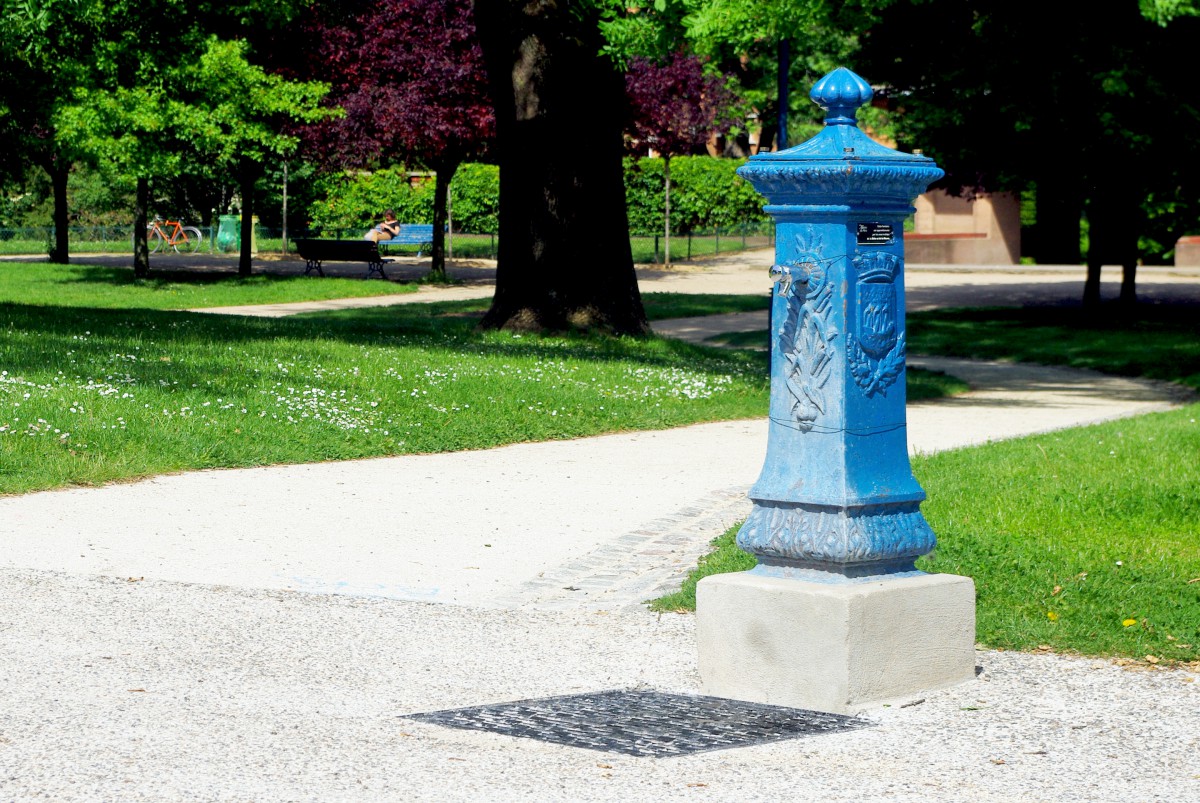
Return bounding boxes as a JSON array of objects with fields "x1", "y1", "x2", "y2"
[{"x1": 1, "y1": 222, "x2": 775, "y2": 263}]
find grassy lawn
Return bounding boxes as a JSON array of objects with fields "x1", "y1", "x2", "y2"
[
  {"x1": 906, "y1": 305, "x2": 1200, "y2": 390},
  {"x1": 0, "y1": 297, "x2": 772, "y2": 495},
  {"x1": 654, "y1": 303, "x2": 1200, "y2": 665},
  {"x1": 0, "y1": 283, "x2": 971, "y2": 496},
  {"x1": 0, "y1": 261, "x2": 419, "y2": 309}
]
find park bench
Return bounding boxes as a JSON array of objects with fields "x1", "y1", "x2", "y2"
[
  {"x1": 294, "y1": 238, "x2": 392, "y2": 279},
  {"x1": 377, "y1": 223, "x2": 435, "y2": 256}
]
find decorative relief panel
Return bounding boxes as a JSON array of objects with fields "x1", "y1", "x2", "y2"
[
  {"x1": 736, "y1": 500, "x2": 936, "y2": 565},
  {"x1": 776, "y1": 232, "x2": 838, "y2": 431}
]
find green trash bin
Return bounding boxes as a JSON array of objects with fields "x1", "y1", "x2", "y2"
[
  {"x1": 216, "y1": 215, "x2": 240, "y2": 253},
  {"x1": 216, "y1": 215, "x2": 259, "y2": 255}
]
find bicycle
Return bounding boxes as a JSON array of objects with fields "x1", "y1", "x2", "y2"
[{"x1": 139, "y1": 216, "x2": 204, "y2": 254}]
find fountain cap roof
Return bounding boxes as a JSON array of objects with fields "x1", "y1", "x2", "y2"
[{"x1": 737, "y1": 67, "x2": 943, "y2": 205}]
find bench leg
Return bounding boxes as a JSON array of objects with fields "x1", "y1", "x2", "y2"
[
  {"x1": 365, "y1": 260, "x2": 388, "y2": 280},
  {"x1": 304, "y1": 259, "x2": 324, "y2": 277}
]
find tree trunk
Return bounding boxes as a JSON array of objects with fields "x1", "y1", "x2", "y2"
[
  {"x1": 777, "y1": 39, "x2": 790, "y2": 150},
  {"x1": 1082, "y1": 257, "x2": 1102, "y2": 309},
  {"x1": 1119, "y1": 262, "x2": 1138, "y2": 307},
  {"x1": 238, "y1": 159, "x2": 261, "y2": 277},
  {"x1": 48, "y1": 160, "x2": 70, "y2": 264},
  {"x1": 1034, "y1": 168, "x2": 1081, "y2": 265},
  {"x1": 429, "y1": 159, "x2": 459, "y2": 282},
  {"x1": 474, "y1": 0, "x2": 649, "y2": 335},
  {"x1": 663, "y1": 156, "x2": 671, "y2": 268},
  {"x1": 133, "y1": 177, "x2": 150, "y2": 279},
  {"x1": 755, "y1": 98, "x2": 778, "y2": 155},
  {"x1": 1084, "y1": 184, "x2": 1140, "y2": 310}
]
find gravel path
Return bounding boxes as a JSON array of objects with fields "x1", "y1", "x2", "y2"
[
  {"x1": 1, "y1": 251, "x2": 1198, "y2": 801},
  {"x1": 2, "y1": 570, "x2": 1197, "y2": 802}
]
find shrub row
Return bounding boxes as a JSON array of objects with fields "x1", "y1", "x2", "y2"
[
  {"x1": 306, "y1": 164, "x2": 499, "y2": 235},
  {"x1": 306, "y1": 157, "x2": 767, "y2": 236},
  {"x1": 623, "y1": 157, "x2": 768, "y2": 235}
]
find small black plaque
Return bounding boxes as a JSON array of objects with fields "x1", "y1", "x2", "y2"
[
  {"x1": 404, "y1": 689, "x2": 869, "y2": 758},
  {"x1": 856, "y1": 222, "x2": 894, "y2": 245}
]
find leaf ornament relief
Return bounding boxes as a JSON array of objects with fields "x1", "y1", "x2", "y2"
[
  {"x1": 847, "y1": 252, "x2": 905, "y2": 398},
  {"x1": 777, "y1": 236, "x2": 838, "y2": 431}
]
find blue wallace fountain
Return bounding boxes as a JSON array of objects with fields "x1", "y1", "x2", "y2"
[{"x1": 696, "y1": 68, "x2": 977, "y2": 714}]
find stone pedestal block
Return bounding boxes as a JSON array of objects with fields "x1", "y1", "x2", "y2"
[{"x1": 697, "y1": 571, "x2": 976, "y2": 715}]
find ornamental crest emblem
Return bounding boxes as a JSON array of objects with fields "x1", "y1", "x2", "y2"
[{"x1": 847, "y1": 252, "x2": 905, "y2": 397}]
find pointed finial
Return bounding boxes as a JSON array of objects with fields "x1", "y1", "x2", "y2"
[{"x1": 810, "y1": 67, "x2": 873, "y2": 126}]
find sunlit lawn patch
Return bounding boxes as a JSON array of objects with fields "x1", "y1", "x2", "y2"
[
  {"x1": 650, "y1": 407, "x2": 1200, "y2": 664},
  {"x1": 654, "y1": 303, "x2": 1200, "y2": 664},
  {"x1": 0, "y1": 302, "x2": 768, "y2": 495},
  {"x1": 916, "y1": 407, "x2": 1200, "y2": 663},
  {"x1": 0, "y1": 261, "x2": 418, "y2": 309}
]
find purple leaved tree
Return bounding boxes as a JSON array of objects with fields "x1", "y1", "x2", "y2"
[
  {"x1": 626, "y1": 54, "x2": 741, "y2": 267},
  {"x1": 296, "y1": 0, "x2": 493, "y2": 280}
]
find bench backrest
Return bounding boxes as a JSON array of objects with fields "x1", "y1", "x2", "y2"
[
  {"x1": 384, "y1": 224, "x2": 435, "y2": 245},
  {"x1": 294, "y1": 238, "x2": 382, "y2": 261}
]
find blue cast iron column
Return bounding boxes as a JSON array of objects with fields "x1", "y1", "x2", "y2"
[{"x1": 736, "y1": 67, "x2": 944, "y2": 580}]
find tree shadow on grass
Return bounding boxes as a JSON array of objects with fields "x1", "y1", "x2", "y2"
[
  {"x1": 0, "y1": 301, "x2": 770, "y2": 387},
  {"x1": 907, "y1": 304, "x2": 1200, "y2": 390}
]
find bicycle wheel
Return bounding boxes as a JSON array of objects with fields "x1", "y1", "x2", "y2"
[
  {"x1": 147, "y1": 227, "x2": 165, "y2": 254},
  {"x1": 176, "y1": 227, "x2": 203, "y2": 254}
]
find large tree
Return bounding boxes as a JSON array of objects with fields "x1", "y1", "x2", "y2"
[
  {"x1": 681, "y1": 0, "x2": 881, "y2": 153},
  {"x1": 289, "y1": 0, "x2": 493, "y2": 281},
  {"x1": 183, "y1": 38, "x2": 330, "y2": 276},
  {"x1": 5, "y1": 1, "x2": 322, "y2": 275},
  {"x1": 0, "y1": 0, "x2": 104, "y2": 263},
  {"x1": 473, "y1": 0, "x2": 648, "y2": 334},
  {"x1": 858, "y1": 0, "x2": 1200, "y2": 306}
]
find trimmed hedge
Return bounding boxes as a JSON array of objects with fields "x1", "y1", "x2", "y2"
[
  {"x1": 306, "y1": 164, "x2": 499, "y2": 235},
  {"x1": 624, "y1": 156, "x2": 768, "y2": 236},
  {"x1": 307, "y1": 157, "x2": 766, "y2": 237},
  {"x1": 307, "y1": 169, "x2": 435, "y2": 234}
]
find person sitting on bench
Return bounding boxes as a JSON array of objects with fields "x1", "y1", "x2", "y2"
[{"x1": 364, "y1": 210, "x2": 400, "y2": 242}]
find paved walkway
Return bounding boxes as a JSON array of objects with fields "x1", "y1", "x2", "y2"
[{"x1": 1, "y1": 250, "x2": 1198, "y2": 800}]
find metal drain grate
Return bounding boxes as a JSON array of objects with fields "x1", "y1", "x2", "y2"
[{"x1": 404, "y1": 689, "x2": 869, "y2": 757}]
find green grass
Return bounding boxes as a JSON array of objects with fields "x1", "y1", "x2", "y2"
[
  {"x1": 653, "y1": 303, "x2": 1200, "y2": 664},
  {"x1": 0, "y1": 261, "x2": 419, "y2": 310},
  {"x1": 650, "y1": 408, "x2": 1200, "y2": 664},
  {"x1": 0, "y1": 301, "x2": 769, "y2": 495},
  {"x1": 641, "y1": 293, "x2": 769, "y2": 320},
  {"x1": 916, "y1": 407, "x2": 1200, "y2": 663}
]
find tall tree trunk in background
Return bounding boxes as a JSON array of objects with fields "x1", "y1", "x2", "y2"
[
  {"x1": 755, "y1": 98, "x2": 779, "y2": 155},
  {"x1": 239, "y1": 158, "x2": 261, "y2": 277},
  {"x1": 1083, "y1": 251, "x2": 1103, "y2": 309},
  {"x1": 1120, "y1": 261, "x2": 1138, "y2": 307},
  {"x1": 48, "y1": 160, "x2": 70, "y2": 264},
  {"x1": 1084, "y1": 170, "x2": 1141, "y2": 310},
  {"x1": 663, "y1": 155, "x2": 671, "y2": 268},
  {"x1": 776, "y1": 38, "x2": 790, "y2": 150},
  {"x1": 133, "y1": 177, "x2": 150, "y2": 279},
  {"x1": 1034, "y1": 168, "x2": 1081, "y2": 266},
  {"x1": 429, "y1": 159, "x2": 459, "y2": 282},
  {"x1": 474, "y1": 0, "x2": 649, "y2": 335}
]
